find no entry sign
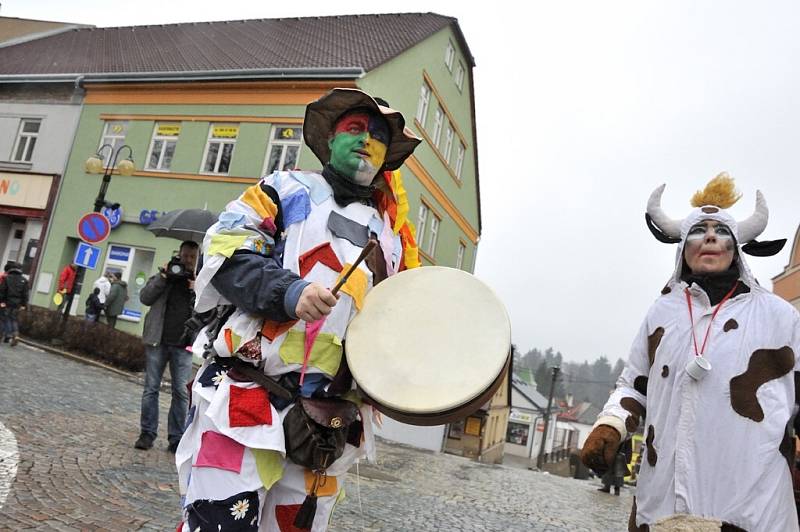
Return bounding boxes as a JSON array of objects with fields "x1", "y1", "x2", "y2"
[{"x1": 77, "y1": 212, "x2": 111, "y2": 244}]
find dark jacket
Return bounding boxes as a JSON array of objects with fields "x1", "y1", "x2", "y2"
[
  {"x1": 0, "y1": 269, "x2": 28, "y2": 308},
  {"x1": 85, "y1": 293, "x2": 104, "y2": 315},
  {"x1": 140, "y1": 273, "x2": 194, "y2": 346},
  {"x1": 105, "y1": 280, "x2": 128, "y2": 317}
]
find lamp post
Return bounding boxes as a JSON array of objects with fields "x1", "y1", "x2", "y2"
[{"x1": 61, "y1": 144, "x2": 135, "y2": 321}]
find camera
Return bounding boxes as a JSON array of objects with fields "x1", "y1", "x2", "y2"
[{"x1": 163, "y1": 256, "x2": 194, "y2": 280}]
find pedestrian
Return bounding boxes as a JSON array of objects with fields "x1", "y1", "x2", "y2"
[
  {"x1": 0, "y1": 262, "x2": 29, "y2": 346},
  {"x1": 103, "y1": 271, "x2": 127, "y2": 328},
  {"x1": 582, "y1": 174, "x2": 800, "y2": 531},
  {"x1": 134, "y1": 240, "x2": 198, "y2": 453},
  {"x1": 84, "y1": 287, "x2": 103, "y2": 322},
  {"x1": 176, "y1": 88, "x2": 421, "y2": 531},
  {"x1": 92, "y1": 271, "x2": 111, "y2": 306},
  {"x1": 0, "y1": 261, "x2": 14, "y2": 343},
  {"x1": 56, "y1": 263, "x2": 77, "y2": 311}
]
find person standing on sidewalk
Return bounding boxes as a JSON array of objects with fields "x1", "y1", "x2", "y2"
[
  {"x1": 134, "y1": 240, "x2": 198, "y2": 453},
  {"x1": 0, "y1": 262, "x2": 29, "y2": 346},
  {"x1": 103, "y1": 272, "x2": 127, "y2": 328}
]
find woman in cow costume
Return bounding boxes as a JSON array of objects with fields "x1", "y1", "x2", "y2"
[
  {"x1": 582, "y1": 174, "x2": 800, "y2": 531},
  {"x1": 175, "y1": 88, "x2": 421, "y2": 531}
]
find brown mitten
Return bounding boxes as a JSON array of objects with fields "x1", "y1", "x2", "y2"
[{"x1": 581, "y1": 424, "x2": 621, "y2": 475}]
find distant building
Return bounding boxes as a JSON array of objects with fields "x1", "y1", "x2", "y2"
[
  {"x1": 0, "y1": 16, "x2": 89, "y2": 46},
  {"x1": 772, "y1": 224, "x2": 800, "y2": 312}
]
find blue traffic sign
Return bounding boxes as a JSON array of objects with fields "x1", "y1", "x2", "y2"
[
  {"x1": 77, "y1": 212, "x2": 111, "y2": 244},
  {"x1": 74, "y1": 242, "x2": 101, "y2": 270},
  {"x1": 101, "y1": 205, "x2": 123, "y2": 229}
]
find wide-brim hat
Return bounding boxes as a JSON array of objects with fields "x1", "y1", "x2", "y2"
[{"x1": 304, "y1": 88, "x2": 422, "y2": 171}]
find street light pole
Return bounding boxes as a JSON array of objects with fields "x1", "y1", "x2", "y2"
[
  {"x1": 536, "y1": 366, "x2": 561, "y2": 470},
  {"x1": 61, "y1": 144, "x2": 134, "y2": 321}
]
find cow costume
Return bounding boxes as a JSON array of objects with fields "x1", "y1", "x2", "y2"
[
  {"x1": 583, "y1": 174, "x2": 800, "y2": 531},
  {"x1": 175, "y1": 89, "x2": 421, "y2": 531}
]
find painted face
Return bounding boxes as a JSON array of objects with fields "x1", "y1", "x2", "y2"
[
  {"x1": 683, "y1": 220, "x2": 736, "y2": 274},
  {"x1": 328, "y1": 112, "x2": 389, "y2": 185}
]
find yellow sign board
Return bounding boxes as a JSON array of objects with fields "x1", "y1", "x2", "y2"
[
  {"x1": 212, "y1": 125, "x2": 239, "y2": 139},
  {"x1": 465, "y1": 417, "x2": 482, "y2": 436},
  {"x1": 157, "y1": 124, "x2": 181, "y2": 136}
]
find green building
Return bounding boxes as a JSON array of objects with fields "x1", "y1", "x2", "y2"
[{"x1": 0, "y1": 13, "x2": 481, "y2": 338}]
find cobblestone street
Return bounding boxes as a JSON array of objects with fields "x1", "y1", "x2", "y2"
[{"x1": 0, "y1": 342, "x2": 633, "y2": 531}]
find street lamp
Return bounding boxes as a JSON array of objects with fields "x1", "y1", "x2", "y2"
[{"x1": 61, "y1": 144, "x2": 135, "y2": 320}]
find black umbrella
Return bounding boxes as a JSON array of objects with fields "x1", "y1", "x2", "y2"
[{"x1": 146, "y1": 208, "x2": 217, "y2": 243}]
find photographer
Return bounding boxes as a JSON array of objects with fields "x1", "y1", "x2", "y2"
[{"x1": 134, "y1": 240, "x2": 198, "y2": 453}]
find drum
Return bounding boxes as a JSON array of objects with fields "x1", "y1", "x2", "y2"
[{"x1": 345, "y1": 266, "x2": 511, "y2": 426}]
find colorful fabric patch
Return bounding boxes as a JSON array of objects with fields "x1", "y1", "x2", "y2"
[
  {"x1": 223, "y1": 328, "x2": 242, "y2": 355},
  {"x1": 275, "y1": 504, "x2": 303, "y2": 532},
  {"x1": 368, "y1": 216, "x2": 384, "y2": 239},
  {"x1": 229, "y1": 385, "x2": 272, "y2": 427},
  {"x1": 237, "y1": 335, "x2": 262, "y2": 361},
  {"x1": 198, "y1": 361, "x2": 231, "y2": 389},
  {"x1": 195, "y1": 431, "x2": 246, "y2": 473},
  {"x1": 282, "y1": 190, "x2": 311, "y2": 227},
  {"x1": 218, "y1": 211, "x2": 247, "y2": 230},
  {"x1": 304, "y1": 469, "x2": 338, "y2": 497},
  {"x1": 279, "y1": 329, "x2": 343, "y2": 376},
  {"x1": 260, "y1": 217, "x2": 277, "y2": 235},
  {"x1": 251, "y1": 449, "x2": 285, "y2": 491},
  {"x1": 335, "y1": 264, "x2": 368, "y2": 311},
  {"x1": 327, "y1": 211, "x2": 369, "y2": 247},
  {"x1": 209, "y1": 233, "x2": 249, "y2": 258},
  {"x1": 247, "y1": 237, "x2": 273, "y2": 256},
  {"x1": 261, "y1": 319, "x2": 298, "y2": 342},
  {"x1": 242, "y1": 184, "x2": 278, "y2": 221},
  {"x1": 187, "y1": 490, "x2": 259, "y2": 531},
  {"x1": 288, "y1": 171, "x2": 331, "y2": 205},
  {"x1": 299, "y1": 242, "x2": 343, "y2": 279}
]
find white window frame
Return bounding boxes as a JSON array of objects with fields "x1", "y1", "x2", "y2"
[
  {"x1": 99, "y1": 121, "x2": 128, "y2": 166},
  {"x1": 443, "y1": 124, "x2": 454, "y2": 163},
  {"x1": 262, "y1": 125, "x2": 303, "y2": 175},
  {"x1": 431, "y1": 108, "x2": 444, "y2": 148},
  {"x1": 444, "y1": 41, "x2": 455, "y2": 71},
  {"x1": 427, "y1": 214, "x2": 440, "y2": 256},
  {"x1": 10, "y1": 118, "x2": 41, "y2": 163},
  {"x1": 416, "y1": 83, "x2": 431, "y2": 126},
  {"x1": 416, "y1": 203, "x2": 429, "y2": 252},
  {"x1": 145, "y1": 123, "x2": 180, "y2": 171},
  {"x1": 201, "y1": 124, "x2": 238, "y2": 175},
  {"x1": 456, "y1": 241, "x2": 466, "y2": 269},
  {"x1": 455, "y1": 142, "x2": 466, "y2": 179},
  {"x1": 455, "y1": 62, "x2": 465, "y2": 91}
]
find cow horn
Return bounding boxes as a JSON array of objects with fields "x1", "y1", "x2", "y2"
[
  {"x1": 737, "y1": 190, "x2": 769, "y2": 243},
  {"x1": 646, "y1": 184, "x2": 682, "y2": 239}
]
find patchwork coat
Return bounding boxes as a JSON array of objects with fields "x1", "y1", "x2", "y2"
[
  {"x1": 599, "y1": 246, "x2": 800, "y2": 531},
  {"x1": 177, "y1": 171, "x2": 402, "y2": 531}
]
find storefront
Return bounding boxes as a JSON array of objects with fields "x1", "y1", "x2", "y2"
[{"x1": 0, "y1": 171, "x2": 58, "y2": 285}]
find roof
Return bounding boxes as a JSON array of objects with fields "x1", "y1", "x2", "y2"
[
  {"x1": 0, "y1": 16, "x2": 89, "y2": 48},
  {"x1": 0, "y1": 13, "x2": 468, "y2": 78},
  {"x1": 511, "y1": 375, "x2": 549, "y2": 413},
  {"x1": 558, "y1": 402, "x2": 601, "y2": 425}
]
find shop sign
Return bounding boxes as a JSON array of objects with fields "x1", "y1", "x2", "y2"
[
  {"x1": 122, "y1": 308, "x2": 142, "y2": 319},
  {"x1": 139, "y1": 209, "x2": 160, "y2": 225},
  {"x1": 157, "y1": 124, "x2": 181, "y2": 136},
  {"x1": 0, "y1": 172, "x2": 53, "y2": 210},
  {"x1": 465, "y1": 417, "x2": 482, "y2": 436},
  {"x1": 108, "y1": 245, "x2": 131, "y2": 262},
  {"x1": 212, "y1": 125, "x2": 239, "y2": 139},
  {"x1": 102, "y1": 205, "x2": 123, "y2": 229},
  {"x1": 509, "y1": 410, "x2": 533, "y2": 424}
]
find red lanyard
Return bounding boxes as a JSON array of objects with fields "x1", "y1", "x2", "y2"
[{"x1": 684, "y1": 282, "x2": 738, "y2": 357}]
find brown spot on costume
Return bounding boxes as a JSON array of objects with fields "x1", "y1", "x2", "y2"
[
  {"x1": 647, "y1": 327, "x2": 664, "y2": 368},
  {"x1": 730, "y1": 347, "x2": 794, "y2": 422},
  {"x1": 701, "y1": 206, "x2": 719, "y2": 213},
  {"x1": 661, "y1": 365, "x2": 669, "y2": 378},
  {"x1": 634, "y1": 376, "x2": 649, "y2": 396},
  {"x1": 645, "y1": 425, "x2": 657, "y2": 466},
  {"x1": 621, "y1": 397, "x2": 646, "y2": 433},
  {"x1": 628, "y1": 497, "x2": 649, "y2": 532},
  {"x1": 723, "y1": 319, "x2": 738, "y2": 332},
  {"x1": 660, "y1": 285, "x2": 671, "y2": 295}
]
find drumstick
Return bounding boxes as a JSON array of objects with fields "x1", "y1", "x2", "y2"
[{"x1": 331, "y1": 239, "x2": 377, "y2": 296}]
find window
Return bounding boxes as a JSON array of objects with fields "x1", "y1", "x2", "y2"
[
  {"x1": 455, "y1": 142, "x2": 466, "y2": 179},
  {"x1": 426, "y1": 215, "x2": 440, "y2": 256},
  {"x1": 202, "y1": 124, "x2": 238, "y2": 175},
  {"x1": 448, "y1": 420, "x2": 464, "y2": 440},
  {"x1": 456, "y1": 241, "x2": 466, "y2": 269},
  {"x1": 11, "y1": 119, "x2": 40, "y2": 163},
  {"x1": 444, "y1": 41, "x2": 455, "y2": 71},
  {"x1": 417, "y1": 201, "x2": 440, "y2": 257},
  {"x1": 99, "y1": 121, "x2": 129, "y2": 166},
  {"x1": 431, "y1": 108, "x2": 444, "y2": 148},
  {"x1": 100, "y1": 244, "x2": 155, "y2": 323},
  {"x1": 442, "y1": 123, "x2": 454, "y2": 163},
  {"x1": 416, "y1": 203, "x2": 429, "y2": 252},
  {"x1": 506, "y1": 422, "x2": 530, "y2": 446},
  {"x1": 263, "y1": 125, "x2": 303, "y2": 175},
  {"x1": 146, "y1": 123, "x2": 180, "y2": 171},
  {"x1": 416, "y1": 83, "x2": 431, "y2": 125},
  {"x1": 455, "y1": 62, "x2": 465, "y2": 91}
]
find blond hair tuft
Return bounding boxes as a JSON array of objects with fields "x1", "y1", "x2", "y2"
[{"x1": 690, "y1": 172, "x2": 742, "y2": 209}]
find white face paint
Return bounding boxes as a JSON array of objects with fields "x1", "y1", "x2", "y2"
[
  {"x1": 351, "y1": 158, "x2": 380, "y2": 186},
  {"x1": 684, "y1": 220, "x2": 736, "y2": 274}
]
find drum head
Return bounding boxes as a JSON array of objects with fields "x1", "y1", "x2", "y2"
[{"x1": 346, "y1": 266, "x2": 511, "y2": 418}]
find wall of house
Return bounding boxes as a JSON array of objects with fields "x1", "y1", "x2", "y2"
[
  {"x1": 773, "y1": 225, "x2": 800, "y2": 311},
  {"x1": 374, "y1": 418, "x2": 445, "y2": 453}
]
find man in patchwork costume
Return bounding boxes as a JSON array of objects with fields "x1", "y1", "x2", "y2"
[
  {"x1": 176, "y1": 88, "x2": 421, "y2": 531},
  {"x1": 582, "y1": 174, "x2": 800, "y2": 531}
]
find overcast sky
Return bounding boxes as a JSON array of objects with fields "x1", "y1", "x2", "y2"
[{"x1": 5, "y1": 1, "x2": 800, "y2": 364}]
